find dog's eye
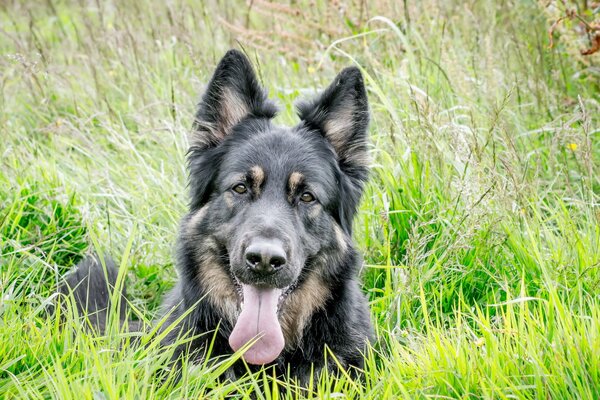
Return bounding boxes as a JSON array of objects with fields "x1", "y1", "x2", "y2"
[
  {"x1": 232, "y1": 184, "x2": 248, "y2": 194},
  {"x1": 300, "y1": 192, "x2": 315, "y2": 203}
]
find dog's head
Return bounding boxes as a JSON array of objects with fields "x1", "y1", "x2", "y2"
[{"x1": 185, "y1": 50, "x2": 369, "y2": 364}]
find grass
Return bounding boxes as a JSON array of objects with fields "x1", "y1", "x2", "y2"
[{"x1": 1, "y1": 0, "x2": 599, "y2": 398}]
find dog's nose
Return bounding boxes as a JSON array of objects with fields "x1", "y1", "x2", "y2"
[{"x1": 244, "y1": 239, "x2": 287, "y2": 275}]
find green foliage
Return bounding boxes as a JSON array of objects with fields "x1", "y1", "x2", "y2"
[
  {"x1": 0, "y1": 0, "x2": 598, "y2": 398},
  {"x1": 0, "y1": 182, "x2": 88, "y2": 295},
  {"x1": 0, "y1": 185, "x2": 87, "y2": 265}
]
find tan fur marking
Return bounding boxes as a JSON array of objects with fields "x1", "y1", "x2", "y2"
[
  {"x1": 308, "y1": 203, "x2": 322, "y2": 219},
  {"x1": 183, "y1": 205, "x2": 209, "y2": 237},
  {"x1": 323, "y1": 104, "x2": 356, "y2": 152},
  {"x1": 195, "y1": 239, "x2": 239, "y2": 324},
  {"x1": 190, "y1": 88, "x2": 250, "y2": 148},
  {"x1": 333, "y1": 223, "x2": 348, "y2": 253},
  {"x1": 250, "y1": 166, "x2": 265, "y2": 195},
  {"x1": 223, "y1": 191, "x2": 234, "y2": 208},
  {"x1": 279, "y1": 272, "x2": 331, "y2": 349},
  {"x1": 219, "y1": 87, "x2": 250, "y2": 136},
  {"x1": 288, "y1": 172, "x2": 304, "y2": 195},
  {"x1": 322, "y1": 106, "x2": 371, "y2": 167}
]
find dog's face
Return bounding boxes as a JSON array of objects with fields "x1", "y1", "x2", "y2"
[
  {"x1": 215, "y1": 124, "x2": 341, "y2": 290},
  {"x1": 183, "y1": 50, "x2": 369, "y2": 365}
]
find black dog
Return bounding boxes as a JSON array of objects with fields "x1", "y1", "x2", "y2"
[{"x1": 62, "y1": 50, "x2": 373, "y2": 383}]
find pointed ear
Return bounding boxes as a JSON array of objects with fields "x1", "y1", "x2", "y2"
[
  {"x1": 297, "y1": 67, "x2": 370, "y2": 182},
  {"x1": 191, "y1": 49, "x2": 277, "y2": 150},
  {"x1": 187, "y1": 50, "x2": 276, "y2": 210}
]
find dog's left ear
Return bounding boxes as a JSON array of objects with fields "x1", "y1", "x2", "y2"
[
  {"x1": 297, "y1": 67, "x2": 370, "y2": 233},
  {"x1": 297, "y1": 67, "x2": 370, "y2": 183}
]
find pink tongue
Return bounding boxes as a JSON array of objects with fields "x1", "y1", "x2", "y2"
[{"x1": 228, "y1": 285, "x2": 284, "y2": 365}]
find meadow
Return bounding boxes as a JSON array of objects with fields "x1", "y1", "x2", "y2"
[{"x1": 1, "y1": 1, "x2": 599, "y2": 398}]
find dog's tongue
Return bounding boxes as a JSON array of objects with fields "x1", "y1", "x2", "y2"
[{"x1": 229, "y1": 285, "x2": 284, "y2": 365}]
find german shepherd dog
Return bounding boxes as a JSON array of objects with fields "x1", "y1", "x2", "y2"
[{"x1": 61, "y1": 49, "x2": 373, "y2": 383}]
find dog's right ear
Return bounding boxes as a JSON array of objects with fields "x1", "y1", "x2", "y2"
[
  {"x1": 187, "y1": 50, "x2": 276, "y2": 210},
  {"x1": 190, "y1": 49, "x2": 277, "y2": 150},
  {"x1": 297, "y1": 67, "x2": 370, "y2": 233}
]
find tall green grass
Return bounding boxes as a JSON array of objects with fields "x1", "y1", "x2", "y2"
[{"x1": 1, "y1": 0, "x2": 598, "y2": 398}]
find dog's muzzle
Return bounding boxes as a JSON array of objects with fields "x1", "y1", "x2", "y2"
[{"x1": 228, "y1": 236, "x2": 299, "y2": 365}]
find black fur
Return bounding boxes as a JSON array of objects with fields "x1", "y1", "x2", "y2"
[
  {"x1": 60, "y1": 50, "x2": 373, "y2": 385},
  {"x1": 58, "y1": 255, "x2": 138, "y2": 332}
]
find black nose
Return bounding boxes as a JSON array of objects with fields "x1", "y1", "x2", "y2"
[{"x1": 244, "y1": 239, "x2": 287, "y2": 276}]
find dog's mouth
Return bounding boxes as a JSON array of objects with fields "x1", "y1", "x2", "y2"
[
  {"x1": 231, "y1": 275, "x2": 297, "y2": 311},
  {"x1": 228, "y1": 274, "x2": 297, "y2": 365}
]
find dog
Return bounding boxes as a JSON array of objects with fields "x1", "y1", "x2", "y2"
[{"x1": 61, "y1": 49, "x2": 373, "y2": 384}]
